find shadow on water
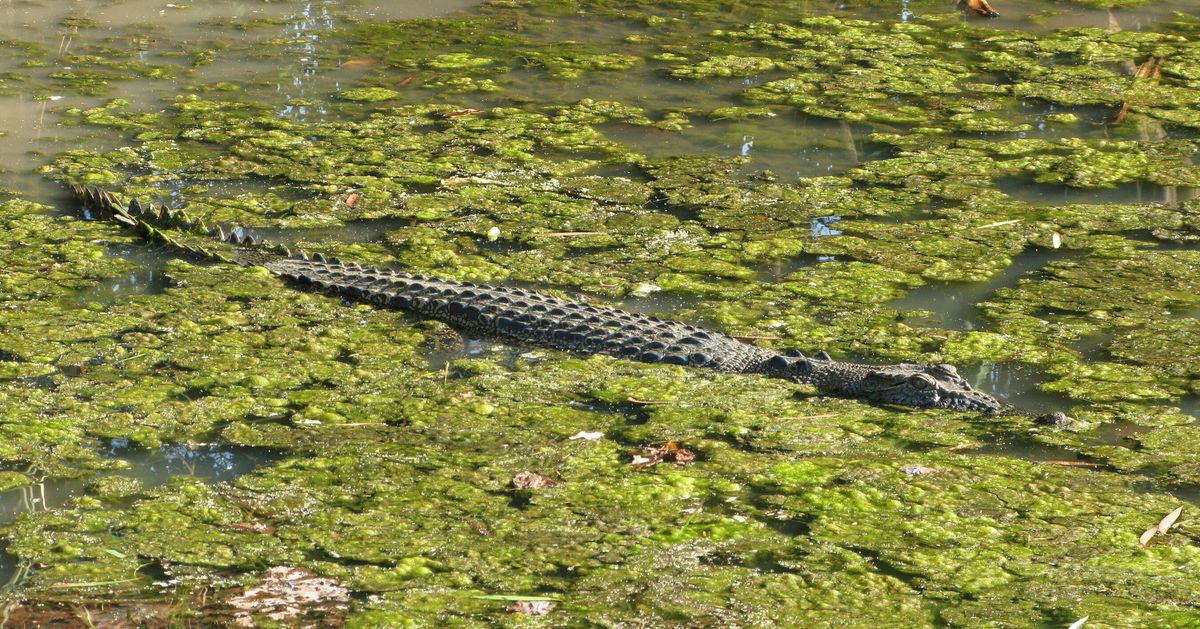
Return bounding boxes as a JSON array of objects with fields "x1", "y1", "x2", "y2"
[{"x1": 893, "y1": 247, "x2": 1074, "y2": 330}]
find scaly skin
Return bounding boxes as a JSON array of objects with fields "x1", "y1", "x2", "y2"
[{"x1": 72, "y1": 185, "x2": 1013, "y2": 414}]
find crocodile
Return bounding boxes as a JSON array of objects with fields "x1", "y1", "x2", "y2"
[{"x1": 71, "y1": 184, "x2": 1023, "y2": 414}]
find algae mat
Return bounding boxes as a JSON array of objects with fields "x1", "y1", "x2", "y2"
[{"x1": 3, "y1": 0, "x2": 1200, "y2": 626}]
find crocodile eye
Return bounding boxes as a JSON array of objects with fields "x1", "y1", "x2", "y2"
[{"x1": 908, "y1": 374, "x2": 936, "y2": 390}]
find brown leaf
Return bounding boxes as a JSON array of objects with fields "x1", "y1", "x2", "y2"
[
  {"x1": 343, "y1": 192, "x2": 359, "y2": 208},
  {"x1": 399, "y1": 75, "x2": 416, "y2": 86},
  {"x1": 339, "y1": 58, "x2": 378, "y2": 70},
  {"x1": 229, "y1": 522, "x2": 277, "y2": 535},
  {"x1": 633, "y1": 441, "x2": 696, "y2": 467},
  {"x1": 1114, "y1": 56, "x2": 1163, "y2": 124},
  {"x1": 226, "y1": 566, "x2": 349, "y2": 627},
  {"x1": 511, "y1": 471, "x2": 558, "y2": 489},
  {"x1": 1158, "y1": 506, "x2": 1183, "y2": 533},
  {"x1": 1137, "y1": 506, "x2": 1184, "y2": 548},
  {"x1": 507, "y1": 600, "x2": 555, "y2": 616},
  {"x1": 900, "y1": 464, "x2": 937, "y2": 477},
  {"x1": 443, "y1": 108, "x2": 483, "y2": 118},
  {"x1": 963, "y1": 0, "x2": 999, "y2": 17}
]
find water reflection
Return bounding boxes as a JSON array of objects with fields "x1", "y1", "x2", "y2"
[
  {"x1": 809, "y1": 215, "x2": 842, "y2": 238},
  {"x1": 0, "y1": 443, "x2": 282, "y2": 529},
  {"x1": 69, "y1": 246, "x2": 172, "y2": 305},
  {"x1": 966, "y1": 361, "x2": 1071, "y2": 414},
  {"x1": 0, "y1": 540, "x2": 22, "y2": 605}
]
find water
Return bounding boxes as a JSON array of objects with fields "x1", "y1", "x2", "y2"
[
  {"x1": 1184, "y1": 395, "x2": 1200, "y2": 424},
  {"x1": 964, "y1": 361, "x2": 1072, "y2": 415},
  {"x1": 893, "y1": 247, "x2": 1073, "y2": 330},
  {"x1": 0, "y1": 442, "x2": 282, "y2": 530},
  {"x1": 69, "y1": 245, "x2": 173, "y2": 305}
]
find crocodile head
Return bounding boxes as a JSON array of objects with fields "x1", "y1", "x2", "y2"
[{"x1": 852, "y1": 362, "x2": 1005, "y2": 412}]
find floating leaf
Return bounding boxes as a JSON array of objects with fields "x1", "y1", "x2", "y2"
[
  {"x1": 507, "y1": 600, "x2": 555, "y2": 616},
  {"x1": 1068, "y1": 617, "x2": 1088, "y2": 629},
  {"x1": 511, "y1": 471, "x2": 558, "y2": 489},
  {"x1": 1159, "y1": 506, "x2": 1183, "y2": 532}
]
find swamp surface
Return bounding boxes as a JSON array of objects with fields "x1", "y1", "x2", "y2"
[{"x1": 2, "y1": 0, "x2": 1200, "y2": 626}]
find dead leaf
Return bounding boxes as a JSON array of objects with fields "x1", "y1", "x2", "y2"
[
  {"x1": 227, "y1": 566, "x2": 349, "y2": 627},
  {"x1": 339, "y1": 58, "x2": 378, "y2": 70},
  {"x1": 1159, "y1": 506, "x2": 1183, "y2": 532},
  {"x1": 1114, "y1": 56, "x2": 1163, "y2": 124},
  {"x1": 507, "y1": 600, "x2": 555, "y2": 615},
  {"x1": 1068, "y1": 618, "x2": 1089, "y2": 629},
  {"x1": 900, "y1": 464, "x2": 937, "y2": 477},
  {"x1": 1038, "y1": 460, "x2": 1105, "y2": 469},
  {"x1": 512, "y1": 471, "x2": 558, "y2": 489},
  {"x1": 963, "y1": 0, "x2": 999, "y2": 17},
  {"x1": 229, "y1": 522, "x2": 277, "y2": 535},
  {"x1": 570, "y1": 431, "x2": 604, "y2": 441},
  {"x1": 399, "y1": 75, "x2": 416, "y2": 86},
  {"x1": 633, "y1": 441, "x2": 696, "y2": 467},
  {"x1": 1137, "y1": 506, "x2": 1184, "y2": 548},
  {"x1": 343, "y1": 192, "x2": 359, "y2": 208},
  {"x1": 443, "y1": 108, "x2": 483, "y2": 118}
]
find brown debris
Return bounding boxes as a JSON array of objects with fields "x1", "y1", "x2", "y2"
[
  {"x1": 1137, "y1": 506, "x2": 1183, "y2": 549},
  {"x1": 229, "y1": 521, "x2": 277, "y2": 535},
  {"x1": 512, "y1": 471, "x2": 559, "y2": 489},
  {"x1": 442, "y1": 107, "x2": 483, "y2": 118},
  {"x1": 1114, "y1": 56, "x2": 1163, "y2": 125},
  {"x1": 339, "y1": 58, "x2": 378, "y2": 70},
  {"x1": 226, "y1": 566, "x2": 349, "y2": 627},
  {"x1": 632, "y1": 440, "x2": 696, "y2": 468},
  {"x1": 508, "y1": 600, "x2": 556, "y2": 616},
  {"x1": 962, "y1": 0, "x2": 999, "y2": 18},
  {"x1": 527, "y1": 230, "x2": 606, "y2": 238}
]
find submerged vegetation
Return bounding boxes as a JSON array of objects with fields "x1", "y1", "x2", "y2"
[{"x1": 1, "y1": 0, "x2": 1200, "y2": 625}]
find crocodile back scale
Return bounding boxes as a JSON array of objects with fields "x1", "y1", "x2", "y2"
[{"x1": 71, "y1": 184, "x2": 1017, "y2": 414}]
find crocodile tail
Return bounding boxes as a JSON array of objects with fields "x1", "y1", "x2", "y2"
[{"x1": 70, "y1": 184, "x2": 237, "y2": 263}]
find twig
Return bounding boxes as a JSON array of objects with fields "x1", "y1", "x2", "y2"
[
  {"x1": 527, "y1": 231, "x2": 606, "y2": 238},
  {"x1": 1114, "y1": 56, "x2": 1163, "y2": 125}
]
